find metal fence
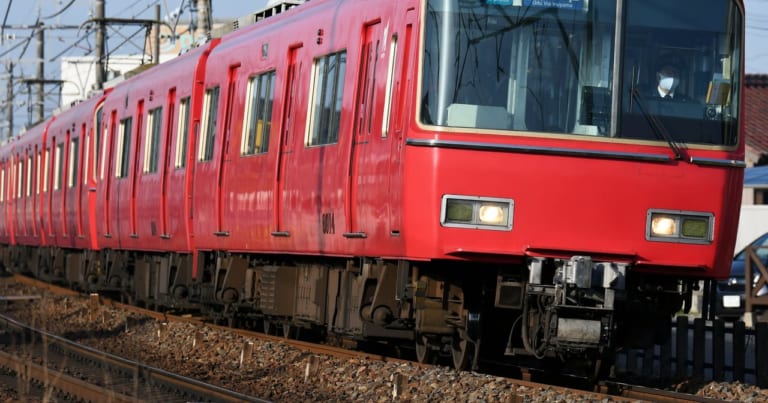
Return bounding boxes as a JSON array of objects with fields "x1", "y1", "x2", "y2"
[{"x1": 614, "y1": 316, "x2": 768, "y2": 387}]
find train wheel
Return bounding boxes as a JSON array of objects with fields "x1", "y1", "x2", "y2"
[
  {"x1": 283, "y1": 323, "x2": 295, "y2": 339},
  {"x1": 451, "y1": 332, "x2": 474, "y2": 371},
  {"x1": 415, "y1": 334, "x2": 438, "y2": 364},
  {"x1": 263, "y1": 319, "x2": 273, "y2": 335}
]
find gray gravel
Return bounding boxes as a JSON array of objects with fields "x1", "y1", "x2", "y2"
[{"x1": 0, "y1": 279, "x2": 766, "y2": 402}]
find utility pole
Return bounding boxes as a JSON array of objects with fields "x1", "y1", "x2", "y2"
[
  {"x1": 197, "y1": 0, "x2": 210, "y2": 41},
  {"x1": 154, "y1": 5, "x2": 161, "y2": 64},
  {"x1": 5, "y1": 62, "x2": 12, "y2": 142},
  {"x1": 36, "y1": 23, "x2": 44, "y2": 123},
  {"x1": 95, "y1": 0, "x2": 106, "y2": 90}
]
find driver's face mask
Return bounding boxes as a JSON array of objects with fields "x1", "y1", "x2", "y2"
[{"x1": 658, "y1": 75, "x2": 679, "y2": 92}]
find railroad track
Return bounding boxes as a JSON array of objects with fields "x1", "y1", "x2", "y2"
[
  {"x1": 5, "y1": 273, "x2": 736, "y2": 402},
  {"x1": 0, "y1": 310, "x2": 267, "y2": 402}
]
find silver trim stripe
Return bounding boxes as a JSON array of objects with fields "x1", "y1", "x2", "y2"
[
  {"x1": 406, "y1": 138, "x2": 673, "y2": 162},
  {"x1": 689, "y1": 157, "x2": 747, "y2": 168}
]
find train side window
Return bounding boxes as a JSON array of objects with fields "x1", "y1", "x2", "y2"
[
  {"x1": 16, "y1": 158, "x2": 23, "y2": 199},
  {"x1": 93, "y1": 106, "x2": 103, "y2": 182},
  {"x1": 26, "y1": 155, "x2": 33, "y2": 196},
  {"x1": 116, "y1": 118, "x2": 132, "y2": 178},
  {"x1": 242, "y1": 71, "x2": 276, "y2": 155},
  {"x1": 144, "y1": 107, "x2": 162, "y2": 173},
  {"x1": 68, "y1": 138, "x2": 79, "y2": 188},
  {"x1": 199, "y1": 86, "x2": 220, "y2": 161},
  {"x1": 175, "y1": 97, "x2": 190, "y2": 168},
  {"x1": 43, "y1": 148, "x2": 50, "y2": 192},
  {"x1": 307, "y1": 50, "x2": 347, "y2": 146},
  {"x1": 382, "y1": 35, "x2": 397, "y2": 138},
  {"x1": 0, "y1": 165, "x2": 4, "y2": 202},
  {"x1": 36, "y1": 152, "x2": 41, "y2": 195},
  {"x1": 54, "y1": 144, "x2": 63, "y2": 191}
]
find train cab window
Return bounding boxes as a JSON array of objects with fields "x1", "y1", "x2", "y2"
[
  {"x1": 175, "y1": 97, "x2": 190, "y2": 168},
  {"x1": 199, "y1": 87, "x2": 220, "y2": 161},
  {"x1": 68, "y1": 138, "x2": 79, "y2": 188},
  {"x1": 619, "y1": 0, "x2": 742, "y2": 146},
  {"x1": 242, "y1": 71, "x2": 276, "y2": 155},
  {"x1": 307, "y1": 51, "x2": 347, "y2": 146},
  {"x1": 144, "y1": 107, "x2": 162, "y2": 173},
  {"x1": 116, "y1": 118, "x2": 132, "y2": 178},
  {"x1": 420, "y1": 0, "x2": 742, "y2": 147}
]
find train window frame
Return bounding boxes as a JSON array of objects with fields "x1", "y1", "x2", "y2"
[
  {"x1": 116, "y1": 117, "x2": 132, "y2": 179},
  {"x1": 242, "y1": 70, "x2": 276, "y2": 156},
  {"x1": 199, "y1": 86, "x2": 220, "y2": 162},
  {"x1": 307, "y1": 50, "x2": 347, "y2": 146},
  {"x1": 144, "y1": 107, "x2": 163, "y2": 173},
  {"x1": 175, "y1": 97, "x2": 190, "y2": 168},
  {"x1": 68, "y1": 138, "x2": 79, "y2": 188}
]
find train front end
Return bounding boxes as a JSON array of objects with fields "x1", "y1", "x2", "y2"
[{"x1": 402, "y1": 0, "x2": 744, "y2": 369}]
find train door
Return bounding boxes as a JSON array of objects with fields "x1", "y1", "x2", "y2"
[
  {"x1": 347, "y1": 20, "x2": 388, "y2": 237},
  {"x1": 389, "y1": 10, "x2": 416, "y2": 234},
  {"x1": 160, "y1": 89, "x2": 176, "y2": 238},
  {"x1": 215, "y1": 64, "x2": 240, "y2": 235},
  {"x1": 76, "y1": 124, "x2": 86, "y2": 237},
  {"x1": 103, "y1": 111, "x2": 117, "y2": 237},
  {"x1": 130, "y1": 100, "x2": 144, "y2": 237},
  {"x1": 274, "y1": 44, "x2": 303, "y2": 236}
]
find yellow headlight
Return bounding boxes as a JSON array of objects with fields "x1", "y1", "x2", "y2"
[
  {"x1": 651, "y1": 215, "x2": 678, "y2": 237},
  {"x1": 478, "y1": 204, "x2": 506, "y2": 225}
]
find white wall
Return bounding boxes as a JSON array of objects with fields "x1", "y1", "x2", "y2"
[{"x1": 736, "y1": 204, "x2": 768, "y2": 252}]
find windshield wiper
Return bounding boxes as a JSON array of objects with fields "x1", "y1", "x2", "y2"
[{"x1": 628, "y1": 75, "x2": 683, "y2": 161}]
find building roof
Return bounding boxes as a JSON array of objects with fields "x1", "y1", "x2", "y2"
[
  {"x1": 744, "y1": 165, "x2": 768, "y2": 187},
  {"x1": 745, "y1": 75, "x2": 768, "y2": 159}
]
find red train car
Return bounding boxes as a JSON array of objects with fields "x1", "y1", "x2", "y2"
[{"x1": 0, "y1": 0, "x2": 746, "y2": 375}]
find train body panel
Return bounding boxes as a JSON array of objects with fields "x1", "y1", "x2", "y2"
[
  {"x1": 44, "y1": 95, "x2": 105, "y2": 251},
  {"x1": 399, "y1": 133, "x2": 742, "y2": 278},
  {"x1": 10, "y1": 124, "x2": 46, "y2": 248},
  {"x1": 0, "y1": 144, "x2": 12, "y2": 246},
  {"x1": 190, "y1": 0, "x2": 415, "y2": 259},
  {"x1": 96, "y1": 43, "x2": 218, "y2": 253}
]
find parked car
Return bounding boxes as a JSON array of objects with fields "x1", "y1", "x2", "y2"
[{"x1": 715, "y1": 232, "x2": 768, "y2": 320}]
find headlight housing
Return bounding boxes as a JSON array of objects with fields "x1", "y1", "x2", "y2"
[
  {"x1": 646, "y1": 209, "x2": 714, "y2": 244},
  {"x1": 441, "y1": 195, "x2": 514, "y2": 231}
]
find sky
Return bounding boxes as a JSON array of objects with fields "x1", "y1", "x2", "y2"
[{"x1": 1, "y1": 0, "x2": 767, "y2": 133}]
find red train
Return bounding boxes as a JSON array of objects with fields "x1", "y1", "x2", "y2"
[{"x1": 0, "y1": 0, "x2": 746, "y2": 374}]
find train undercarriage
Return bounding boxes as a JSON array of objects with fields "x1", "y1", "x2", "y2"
[{"x1": 0, "y1": 244, "x2": 692, "y2": 375}]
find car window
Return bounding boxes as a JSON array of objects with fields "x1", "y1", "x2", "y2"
[{"x1": 735, "y1": 232, "x2": 768, "y2": 263}]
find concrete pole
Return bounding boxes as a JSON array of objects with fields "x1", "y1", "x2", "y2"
[
  {"x1": 36, "y1": 24, "x2": 44, "y2": 123},
  {"x1": 95, "y1": 0, "x2": 105, "y2": 90},
  {"x1": 5, "y1": 62, "x2": 12, "y2": 141},
  {"x1": 197, "y1": 0, "x2": 210, "y2": 41},
  {"x1": 154, "y1": 5, "x2": 161, "y2": 64}
]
